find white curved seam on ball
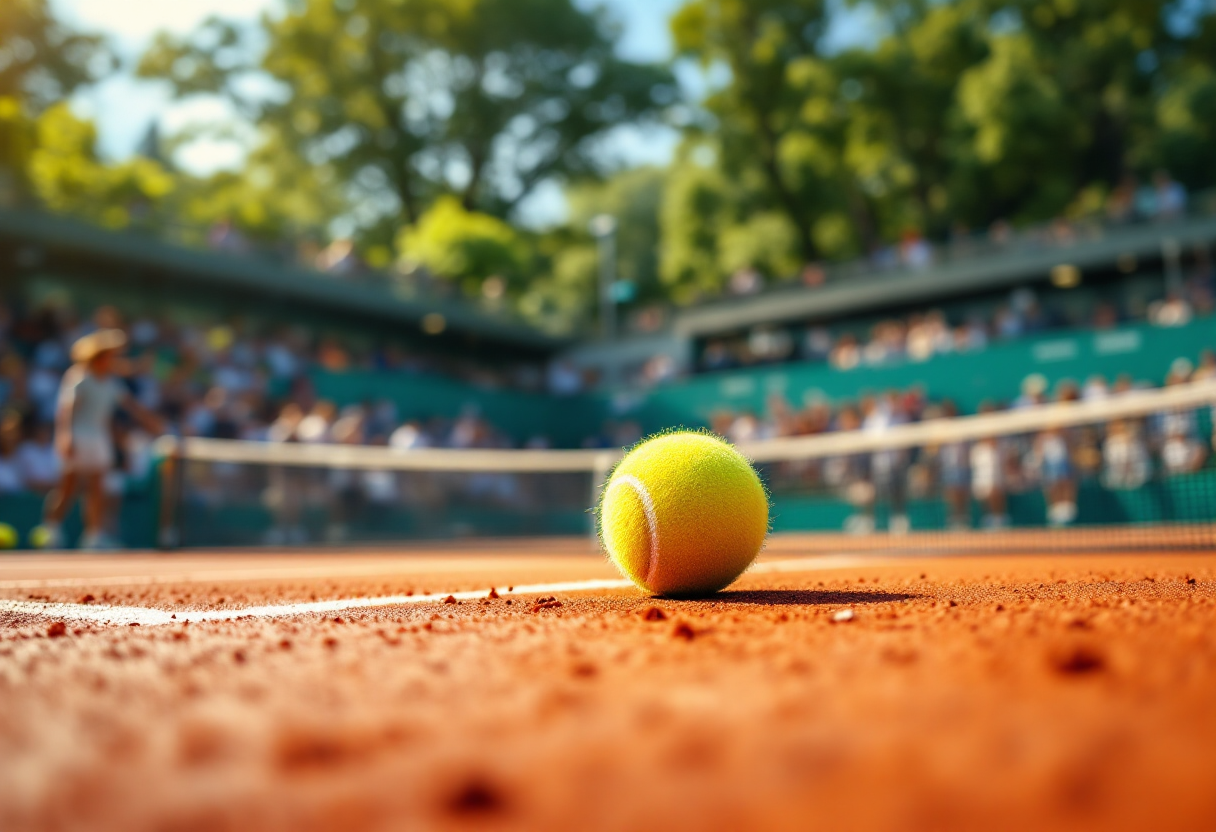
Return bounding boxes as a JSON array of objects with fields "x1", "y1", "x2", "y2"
[{"x1": 610, "y1": 474, "x2": 660, "y2": 587}]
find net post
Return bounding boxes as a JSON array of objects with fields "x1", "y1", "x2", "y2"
[
  {"x1": 154, "y1": 436, "x2": 183, "y2": 551},
  {"x1": 589, "y1": 452, "x2": 615, "y2": 543}
]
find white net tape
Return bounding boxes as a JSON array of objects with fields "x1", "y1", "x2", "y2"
[{"x1": 154, "y1": 380, "x2": 1216, "y2": 473}]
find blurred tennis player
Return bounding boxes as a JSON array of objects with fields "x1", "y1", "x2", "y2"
[{"x1": 34, "y1": 329, "x2": 164, "y2": 549}]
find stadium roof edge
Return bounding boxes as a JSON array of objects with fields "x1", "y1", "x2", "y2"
[
  {"x1": 0, "y1": 208, "x2": 569, "y2": 352},
  {"x1": 672, "y1": 215, "x2": 1216, "y2": 338}
]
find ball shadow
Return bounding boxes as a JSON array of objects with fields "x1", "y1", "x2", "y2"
[{"x1": 688, "y1": 589, "x2": 919, "y2": 606}]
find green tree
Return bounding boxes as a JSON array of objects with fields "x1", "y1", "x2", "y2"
[
  {"x1": 671, "y1": 0, "x2": 836, "y2": 263},
  {"x1": 399, "y1": 195, "x2": 530, "y2": 298},
  {"x1": 519, "y1": 166, "x2": 667, "y2": 329},
  {"x1": 659, "y1": 154, "x2": 803, "y2": 301},
  {"x1": 140, "y1": 0, "x2": 676, "y2": 229},
  {"x1": 935, "y1": 0, "x2": 1212, "y2": 224},
  {"x1": 1153, "y1": 64, "x2": 1216, "y2": 190},
  {"x1": 0, "y1": 0, "x2": 114, "y2": 109},
  {"x1": 26, "y1": 103, "x2": 175, "y2": 227},
  {"x1": 168, "y1": 128, "x2": 347, "y2": 247},
  {"x1": 565, "y1": 167, "x2": 665, "y2": 296},
  {"x1": 667, "y1": 0, "x2": 1216, "y2": 283},
  {"x1": 825, "y1": 3, "x2": 987, "y2": 241},
  {"x1": 0, "y1": 0, "x2": 114, "y2": 199}
]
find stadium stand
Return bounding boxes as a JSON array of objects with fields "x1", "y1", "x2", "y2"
[{"x1": 1, "y1": 194, "x2": 1213, "y2": 546}]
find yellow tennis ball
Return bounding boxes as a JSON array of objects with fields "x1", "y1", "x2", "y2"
[
  {"x1": 0, "y1": 523, "x2": 17, "y2": 549},
  {"x1": 599, "y1": 431, "x2": 769, "y2": 597},
  {"x1": 28, "y1": 525, "x2": 52, "y2": 549}
]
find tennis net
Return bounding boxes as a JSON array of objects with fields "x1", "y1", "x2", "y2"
[{"x1": 153, "y1": 380, "x2": 1216, "y2": 551}]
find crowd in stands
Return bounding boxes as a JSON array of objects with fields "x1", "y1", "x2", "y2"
[
  {"x1": 207, "y1": 220, "x2": 369, "y2": 279},
  {"x1": 2, "y1": 293, "x2": 1213, "y2": 540},
  {"x1": 701, "y1": 249, "x2": 1214, "y2": 373},
  {"x1": 710, "y1": 352, "x2": 1216, "y2": 533},
  {"x1": 0, "y1": 301, "x2": 547, "y2": 500}
]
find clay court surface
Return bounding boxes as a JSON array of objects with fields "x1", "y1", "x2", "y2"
[{"x1": 2, "y1": 537, "x2": 1215, "y2": 832}]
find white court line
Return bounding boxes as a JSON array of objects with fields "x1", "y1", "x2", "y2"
[
  {"x1": 0, "y1": 561, "x2": 592, "y2": 591},
  {"x1": 0, "y1": 556, "x2": 870, "y2": 627}
]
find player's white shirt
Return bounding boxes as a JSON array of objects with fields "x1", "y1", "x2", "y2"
[
  {"x1": 59, "y1": 368, "x2": 124, "y2": 442},
  {"x1": 57, "y1": 368, "x2": 125, "y2": 473}
]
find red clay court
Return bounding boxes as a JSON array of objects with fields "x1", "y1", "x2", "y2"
[{"x1": 2, "y1": 536, "x2": 1214, "y2": 832}]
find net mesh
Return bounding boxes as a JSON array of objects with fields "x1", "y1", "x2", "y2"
[
  {"x1": 163, "y1": 457, "x2": 602, "y2": 548},
  {"x1": 155, "y1": 381, "x2": 1216, "y2": 551},
  {"x1": 749, "y1": 380, "x2": 1216, "y2": 552}
]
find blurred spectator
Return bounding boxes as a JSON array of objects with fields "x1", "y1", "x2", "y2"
[
  {"x1": 316, "y1": 239, "x2": 360, "y2": 275},
  {"x1": 728, "y1": 267, "x2": 764, "y2": 296},
  {"x1": 829, "y1": 334, "x2": 861, "y2": 370},
  {"x1": 16, "y1": 419, "x2": 60, "y2": 491},
  {"x1": 1014, "y1": 374, "x2": 1048, "y2": 409},
  {"x1": 1102, "y1": 420, "x2": 1151, "y2": 490},
  {"x1": 0, "y1": 411, "x2": 22, "y2": 494},
  {"x1": 1, "y1": 288, "x2": 1213, "y2": 531},
  {"x1": 1150, "y1": 292, "x2": 1193, "y2": 327},
  {"x1": 1082, "y1": 375, "x2": 1110, "y2": 402},
  {"x1": 748, "y1": 327, "x2": 794, "y2": 364},
  {"x1": 389, "y1": 419, "x2": 430, "y2": 450},
  {"x1": 801, "y1": 327, "x2": 833, "y2": 363},
  {"x1": 1092, "y1": 302, "x2": 1119, "y2": 329},
  {"x1": 1193, "y1": 350, "x2": 1216, "y2": 382},
  {"x1": 641, "y1": 354, "x2": 678, "y2": 385},
  {"x1": 899, "y1": 229, "x2": 933, "y2": 269},
  {"x1": 801, "y1": 263, "x2": 827, "y2": 288},
  {"x1": 1106, "y1": 175, "x2": 1137, "y2": 223},
  {"x1": 969, "y1": 420, "x2": 1009, "y2": 529},
  {"x1": 1153, "y1": 170, "x2": 1187, "y2": 220},
  {"x1": 702, "y1": 341, "x2": 734, "y2": 372},
  {"x1": 988, "y1": 219, "x2": 1013, "y2": 246},
  {"x1": 704, "y1": 351, "x2": 1212, "y2": 532},
  {"x1": 548, "y1": 359, "x2": 584, "y2": 395},
  {"x1": 695, "y1": 273, "x2": 1212, "y2": 378},
  {"x1": 1161, "y1": 423, "x2": 1206, "y2": 475},
  {"x1": 1032, "y1": 387, "x2": 1078, "y2": 528},
  {"x1": 208, "y1": 219, "x2": 249, "y2": 254},
  {"x1": 297, "y1": 401, "x2": 337, "y2": 444}
]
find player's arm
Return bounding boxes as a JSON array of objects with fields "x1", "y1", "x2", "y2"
[{"x1": 119, "y1": 392, "x2": 167, "y2": 437}]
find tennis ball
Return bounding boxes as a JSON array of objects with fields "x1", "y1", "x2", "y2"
[
  {"x1": 0, "y1": 523, "x2": 16, "y2": 550},
  {"x1": 28, "y1": 525, "x2": 53, "y2": 549},
  {"x1": 599, "y1": 431, "x2": 769, "y2": 597}
]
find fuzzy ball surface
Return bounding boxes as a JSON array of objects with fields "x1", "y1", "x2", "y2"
[
  {"x1": 599, "y1": 431, "x2": 769, "y2": 596},
  {"x1": 0, "y1": 523, "x2": 16, "y2": 549}
]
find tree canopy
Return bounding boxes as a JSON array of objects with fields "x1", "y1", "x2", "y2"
[
  {"x1": 650, "y1": 0, "x2": 1216, "y2": 304},
  {"x1": 5, "y1": 0, "x2": 1216, "y2": 331},
  {"x1": 139, "y1": 0, "x2": 676, "y2": 227},
  {"x1": 0, "y1": 0, "x2": 113, "y2": 109}
]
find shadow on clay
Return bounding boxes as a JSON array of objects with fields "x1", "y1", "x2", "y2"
[{"x1": 693, "y1": 589, "x2": 919, "y2": 606}]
